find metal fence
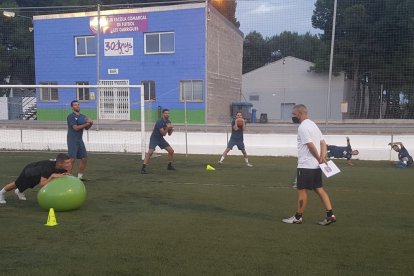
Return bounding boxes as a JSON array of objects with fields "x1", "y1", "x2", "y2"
[{"x1": 1, "y1": 0, "x2": 413, "y2": 123}]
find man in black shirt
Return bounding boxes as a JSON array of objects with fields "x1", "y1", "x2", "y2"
[
  {"x1": 327, "y1": 137, "x2": 359, "y2": 166},
  {"x1": 388, "y1": 142, "x2": 413, "y2": 168},
  {"x1": 0, "y1": 153, "x2": 72, "y2": 204}
]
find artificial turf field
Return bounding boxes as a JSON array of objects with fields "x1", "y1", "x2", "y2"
[{"x1": 1, "y1": 151, "x2": 413, "y2": 275}]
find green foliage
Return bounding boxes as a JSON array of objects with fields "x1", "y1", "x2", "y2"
[
  {"x1": 312, "y1": 0, "x2": 414, "y2": 118},
  {"x1": 243, "y1": 31, "x2": 324, "y2": 74}
]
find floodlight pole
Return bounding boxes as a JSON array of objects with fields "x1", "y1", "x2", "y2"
[
  {"x1": 184, "y1": 95, "x2": 188, "y2": 157},
  {"x1": 141, "y1": 86, "x2": 146, "y2": 160},
  {"x1": 324, "y1": 0, "x2": 337, "y2": 134},
  {"x1": 96, "y1": 3, "x2": 101, "y2": 131}
]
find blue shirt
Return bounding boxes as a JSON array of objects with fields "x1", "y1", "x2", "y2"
[
  {"x1": 230, "y1": 119, "x2": 243, "y2": 140},
  {"x1": 150, "y1": 118, "x2": 171, "y2": 140},
  {"x1": 398, "y1": 146, "x2": 412, "y2": 161},
  {"x1": 327, "y1": 145, "x2": 352, "y2": 160},
  {"x1": 67, "y1": 112, "x2": 88, "y2": 142}
]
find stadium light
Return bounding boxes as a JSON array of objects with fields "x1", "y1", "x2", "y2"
[
  {"x1": 3, "y1": 11, "x2": 32, "y2": 20},
  {"x1": 2, "y1": 11, "x2": 34, "y2": 32}
]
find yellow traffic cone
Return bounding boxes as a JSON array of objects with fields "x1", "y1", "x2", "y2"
[
  {"x1": 45, "y1": 208, "x2": 58, "y2": 227},
  {"x1": 206, "y1": 164, "x2": 215, "y2": 171}
]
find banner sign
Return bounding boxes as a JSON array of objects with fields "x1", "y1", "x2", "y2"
[
  {"x1": 90, "y1": 13, "x2": 148, "y2": 34},
  {"x1": 104, "y1": 38, "x2": 133, "y2": 56}
]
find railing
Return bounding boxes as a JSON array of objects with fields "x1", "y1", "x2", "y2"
[{"x1": 20, "y1": 97, "x2": 37, "y2": 120}]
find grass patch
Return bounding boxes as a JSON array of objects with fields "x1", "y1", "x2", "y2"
[{"x1": 1, "y1": 152, "x2": 413, "y2": 275}]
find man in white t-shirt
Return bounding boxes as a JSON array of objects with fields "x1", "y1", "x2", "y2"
[{"x1": 282, "y1": 104, "x2": 336, "y2": 226}]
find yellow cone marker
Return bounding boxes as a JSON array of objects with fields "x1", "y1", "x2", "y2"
[
  {"x1": 206, "y1": 164, "x2": 215, "y2": 171},
  {"x1": 45, "y1": 208, "x2": 58, "y2": 227}
]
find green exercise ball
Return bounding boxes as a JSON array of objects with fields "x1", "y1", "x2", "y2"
[{"x1": 37, "y1": 175, "x2": 87, "y2": 211}]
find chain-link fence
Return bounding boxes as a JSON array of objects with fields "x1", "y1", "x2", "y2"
[{"x1": 1, "y1": 0, "x2": 413, "y2": 123}]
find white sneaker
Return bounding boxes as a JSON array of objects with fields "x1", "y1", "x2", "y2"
[
  {"x1": 15, "y1": 189, "x2": 27, "y2": 201},
  {"x1": 0, "y1": 193, "x2": 6, "y2": 204},
  {"x1": 282, "y1": 216, "x2": 303, "y2": 224},
  {"x1": 246, "y1": 163, "x2": 253, "y2": 167},
  {"x1": 218, "y1": 161, "x2": 223, "y2": 165}
]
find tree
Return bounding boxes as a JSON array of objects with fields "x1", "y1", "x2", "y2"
[
  {"x1": 242, "y1": 31, "x2": 267, "y2": 74},
  {"x1": 312, "y1": 0, "x2": 414, "y2": 119},
  {"x1": 242, "y1": 31, "x2": 324, "y2": 74}
]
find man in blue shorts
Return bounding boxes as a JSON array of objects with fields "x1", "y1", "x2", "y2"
[
  {"x1": 0, "y1": 153, "x2": 72, "y2": 204},
  {"x1": 67, "y1": 100, "x2": 93, "y2": 180},
  {"x1": 218, "y1": 112, "x2": 253, "y2": 167},
  {"x1": 282, "y1": 104, "x2": 336, "y2": 226},
  {"x1": 141, "y1": 109, "x2": 175, "y2": 174},
  {"x1": 388, "y1": 142, "x2": 413, "y2": 168},
  {"x1": 327, "y1": 137, "x2": 359, "y2": 165}
]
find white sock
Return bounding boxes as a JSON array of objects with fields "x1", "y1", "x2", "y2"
[
  {"x1": 78, "y1": 173, "x2": 83, "y2": 179},
  {"x1": 0, "y1": 188, "x2": 5, "y2": 194},
  {"x1": 245, "y1": 158, "x2": 249, "y2": 163},
  {"x1": 219, "y1": 156, "x2": 225, "y2": 162}
]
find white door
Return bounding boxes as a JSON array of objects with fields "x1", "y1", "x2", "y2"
[{"x1": 99, "y1": 80, "x2": 130, "y2": 120}]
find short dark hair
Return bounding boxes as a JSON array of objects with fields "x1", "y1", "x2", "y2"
[
  {"x1": 71, "y1": 100, "x2": 79, "y2": 107},
  {"x1": 162, "y1": 109, "x2": 169, "y2": 113},
  {"x1": 56, "y1": 153, "x2": 70, "y2": 163}
]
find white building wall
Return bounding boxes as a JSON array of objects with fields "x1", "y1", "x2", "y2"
[
  {"x1": 0, "y1": 98, "x2": 8, "y2": 120},
  {"x1": 242, "y1": 56, "x2": 347, "y2": 121}
]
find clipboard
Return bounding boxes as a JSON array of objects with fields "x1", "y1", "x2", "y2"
[{"x1": 319, "y1": 160, "x2": 341, "y2": 178}]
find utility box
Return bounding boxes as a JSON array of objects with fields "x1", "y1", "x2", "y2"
[{"x1": 231, "y1": 102, "x2": 253, "y2": 122}]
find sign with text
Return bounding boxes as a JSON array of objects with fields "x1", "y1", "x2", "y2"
[
  {"x1": 90, "y1": 13, "x2": 148, "y2": 34},
  {"x1": 108, "y1": 68, "x2": 119, "y2": 74},
  {"x1": 104, "y1": 38, "x2": 133, "y2": 56}
]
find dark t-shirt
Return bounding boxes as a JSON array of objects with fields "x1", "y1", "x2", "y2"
[
  {"x1": 327, "y1": 145, "x2": 352, "y2": 160},
  {"x1": 67, "y1": 112, "x2": 88, "y2": 142},
  {"x1": 230, "y1": 119, "x2": 243, "y2": 140},
  {"x1": 23, "y1": 159, "x2": 67, "y2": 182},
  {"x1": 398, "y1": 146, "x2": 413, "y2": 163},
  {"x1": 150, "y1": 118, "x2": 171, "y2": 141}
]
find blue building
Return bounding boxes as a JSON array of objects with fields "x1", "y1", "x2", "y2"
[{"x1": 33, "y1": 2, "x2": 243, "y2": 123}]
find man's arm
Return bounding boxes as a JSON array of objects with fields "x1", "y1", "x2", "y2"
[
  {"x1": 319, "y1": 139, "x2": 327, "y2": 164},
  {"x1": 388, "y1": 141, "x2": 403, "y2": 147},
  {"x1": 85, "y1": 118, "x2": 93, "y2": 130},
  {"x1": 346, "y1": 136, "x2": 351, "y2": 147},
  {"x1": 307, "y1": 142, "x2": 324, "y2": 164},
  {"x1": 159, "y1": 127, "x2": 169, "y2": 136},
  {"x1": 39, "y1": 173, "x2": 68, "y2": 186},
  {"x1": 72, "y1": 122, "x2": 91, "y2": 132}
]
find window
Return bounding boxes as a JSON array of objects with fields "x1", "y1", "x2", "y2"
[
  {"x1": 144, "y1": 32, "x2": 175, "y2": 54},
  {"x1": 75, "y1": 36, "x2": 96, "y2": 56},
  {"x1": 76, "y1": 81, "x2": 90, "y2": 101},
  {"x1": 180, "y1": 80, "x2": 203, "y2": 102},
  {"x1": 39, "y1": 82, "x2": 58, "y2": 101},
  {"x1": 249, "y1": 95, "x2": 259, "y2": 101},
  {"x1": 141, "y1": 80, "x2": 156, "y2": 101}
]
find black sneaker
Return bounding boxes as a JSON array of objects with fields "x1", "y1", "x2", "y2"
[
  {"x1": 167, "y1": 164, "x2": 176, "y2": 170},
  {"x1": 141, "y1": 167, "x2": 147, "y2": 174}
]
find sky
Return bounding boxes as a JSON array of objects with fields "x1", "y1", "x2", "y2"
[{"x1": 235, "y1": 0, "x2": 319, "y2": 38}]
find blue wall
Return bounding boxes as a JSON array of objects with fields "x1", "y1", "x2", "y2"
[{"x1": 34, "y1": 6, "x2": 206, "y2": 117}]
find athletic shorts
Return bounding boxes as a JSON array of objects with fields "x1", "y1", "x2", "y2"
[
  {"x1": 227, "y1": 139, "x2": 245, "y2": 151},
  {"x1": 68, "y1": 140, "x2": 87, "y2": 159},
  {"x1": 296, "y1": 168, "x2": 323, "y2": 190},
  {"x1": 149, "y1": 137, "x2": 170, "y2": 150},
  {"x1": 15, "y1": 169, "x2": 41, "y2": 193}
]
